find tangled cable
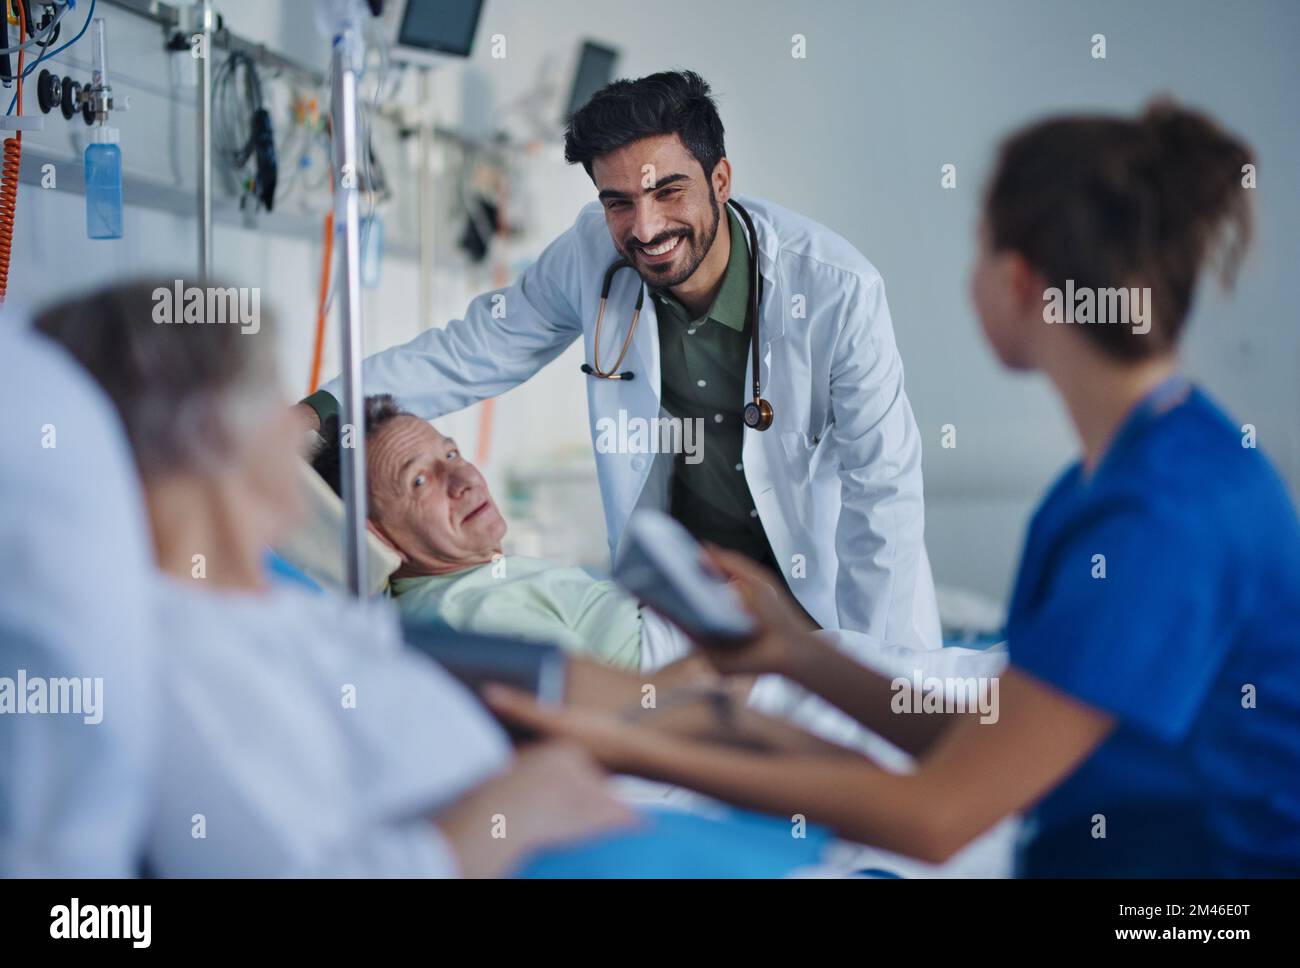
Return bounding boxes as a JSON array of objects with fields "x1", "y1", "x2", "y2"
[{"x1": 213, "y1": 49, "x2": 277, "y2": 212}]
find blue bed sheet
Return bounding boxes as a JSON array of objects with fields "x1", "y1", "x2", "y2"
[{"x1": 517, "y1": 807, "x2": 832, "y2": 878}]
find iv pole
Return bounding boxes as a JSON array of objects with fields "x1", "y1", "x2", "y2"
[
  {"x1": 327, "y1": 0, "x2": 376, "y2": 597},
  {"x1": 195, "y1": 0, "x2": 213, "y2": 279}
]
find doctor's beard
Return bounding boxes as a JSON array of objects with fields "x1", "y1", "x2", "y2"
[{"x1": 621, "y1": 188, "x2": 722, "y2": 290}]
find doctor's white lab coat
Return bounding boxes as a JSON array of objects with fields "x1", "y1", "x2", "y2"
[{"x1": 323, "y1": 194, "x2": 941, "y2": 648}]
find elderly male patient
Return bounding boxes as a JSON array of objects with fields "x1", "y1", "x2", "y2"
[
  {"x1": 309, "y1": 395, "x2": 1012, "y2": 785},
  {"x1": 311, "y1": 394, "x2": 687, "y2": 672}
]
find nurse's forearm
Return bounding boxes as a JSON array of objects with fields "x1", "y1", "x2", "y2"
[
  {"x1": 616, "y1": 732, "x2": 956, "y2": 862},
  {"x1": 784, "y1": 634, "x2": 954, "y2": 757}
]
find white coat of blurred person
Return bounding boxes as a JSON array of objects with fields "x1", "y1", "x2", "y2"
[
  {"x1": 34, "y1": 279, "x2": 635, "y2": 878},
  {"x1": 0, "y1": 317, "x2": 158, "y2": 876}
]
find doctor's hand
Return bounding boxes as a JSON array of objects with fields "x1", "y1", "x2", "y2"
[
  {"x1": 434, "y1": 740, "x2": 637, "y2": 879},
  {"x1": 292, "y1": 401, "x2": 322, "y2": 435},
  {"x1": 693, "y1": 545, "x2": 821, "y2": 679}
]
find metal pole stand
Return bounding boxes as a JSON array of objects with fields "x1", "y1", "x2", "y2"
[
  {"x1": 195, "y1": 0, "x2": 213, "y2": 279},
  {"x1": 330, "y1": 9, "x2": 370, "y2": 597}
]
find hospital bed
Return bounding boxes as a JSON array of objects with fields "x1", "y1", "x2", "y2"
[{"x1": 272, "y1": 458, "x2": 1018, "y2": 877}]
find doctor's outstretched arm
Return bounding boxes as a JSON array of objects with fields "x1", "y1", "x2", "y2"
[
  {"x1": 827, "y1": 274, "x2": 935, "y2": 646},
  {"x1": 304, "y1": 222, "x2": 588, "y2": 427}
]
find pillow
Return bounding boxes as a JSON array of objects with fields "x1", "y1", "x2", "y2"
[{"x1": 274, "y1": 459, "x2": 401, "y2": 596}]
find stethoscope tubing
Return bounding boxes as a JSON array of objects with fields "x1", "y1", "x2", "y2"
[{"x1": 585, "y1": 199, "x2": 763, "y2": 392}]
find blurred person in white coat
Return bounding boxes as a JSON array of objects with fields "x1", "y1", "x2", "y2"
[
  {"x1": 0, "y1": 319, "x2": 158, "y2": 876},
  {"x1": 36, "y1": 280, "x2": 634, "y2": 878}
]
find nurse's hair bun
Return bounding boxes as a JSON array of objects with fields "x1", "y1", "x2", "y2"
[
  {"x1": 984, "y1": 98, "x2": 1255, "y2": 360},
  {"x1": 1140, "y1": 98, "x2": 1254, "y2": 291}
]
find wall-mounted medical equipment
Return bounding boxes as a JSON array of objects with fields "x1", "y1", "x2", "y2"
[
  {"x1": 85, "y1": 124, "x2": 120, "y2": 237},
  {"x1": 564, "y1": 40, "x2": 619, "y2": 122},
  {"x1": 361, "y1": 211, "x2": 383, "y2": 287},
  {"x1": 379, "y1": 0, "x2": 485, "y2": 67},
  {"x1": 3, "y1": 1, "x2": 104, "y2": 297},
  {"x1": 14, "y1": 4, "x2": 112, "y2": 124},
  {"x1": 2, "y1": 0, "x2": 65, "y2": 93},
  {"x1": 213, "y1": 49, "x2": 277, "y2": 213},
  {"x1": 83, "y1": 16, "x2": 122, "y2": 238}
]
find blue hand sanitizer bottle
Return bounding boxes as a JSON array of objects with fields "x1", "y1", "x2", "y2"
[{"x1": 85, "y1": 127, "x2": 122, "y2": 240}]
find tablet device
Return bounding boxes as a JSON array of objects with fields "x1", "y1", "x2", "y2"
[{"x1": 614, "y1": 510, "x2": 756, "y2": 641}]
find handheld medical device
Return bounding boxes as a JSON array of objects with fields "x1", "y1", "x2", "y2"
[
  {"x1": 614, "y1": 509, "x2": 757, "y2": 642},
  {"x1": 401, "y1": 621, "x2": 567, "y2": 711}
]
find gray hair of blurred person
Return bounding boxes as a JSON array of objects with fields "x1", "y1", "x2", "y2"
[{"x1": 32, "y1": 278, "x2": 278, "y2": 480}]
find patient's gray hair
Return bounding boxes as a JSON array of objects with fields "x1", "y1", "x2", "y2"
[
  {"x1": 33, "y1": 277, "x2": 279, "y2": 478},
  {"x1": 310, "y1": 394, "x2": 411, "y2": 498}
]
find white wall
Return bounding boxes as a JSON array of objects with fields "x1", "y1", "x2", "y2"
[{"x1": 11, "y1": 0, "x2": 1299, "y2": 601}]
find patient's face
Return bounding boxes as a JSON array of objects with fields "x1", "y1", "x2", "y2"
[{"x1": 367, "y1": 415, "x2": 506, "y2": 573}]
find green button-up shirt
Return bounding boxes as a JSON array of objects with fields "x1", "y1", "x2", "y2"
[{"x1": 653, "y1": 207, "x2": 779, "y2": 571}]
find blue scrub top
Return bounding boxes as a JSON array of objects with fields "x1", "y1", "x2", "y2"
[{"x1": 1007, "y1": 382, "x2": 1300, "y2": 877}]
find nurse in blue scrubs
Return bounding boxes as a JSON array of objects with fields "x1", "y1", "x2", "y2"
[{"x1": 488, "y1": 100, "x2": 1300, "y2": 877}]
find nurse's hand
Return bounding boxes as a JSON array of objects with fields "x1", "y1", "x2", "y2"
[
  {"x1": 483, "y1": 685, "x2": 653, "y2": 773},
  {"x1": 435, "y1": 740, "x2": 638, "y2": 878},
  {"x1": 693, "y1": 545, "x2": 819, "y2": 678}
]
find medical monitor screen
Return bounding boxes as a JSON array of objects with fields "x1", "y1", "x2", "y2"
[
  {"x1": 566, "y1": 41, "x2": 620, "y2": 120},
  {"x1": 397, "y1": 0, "x2": 485, "y2": 58}
]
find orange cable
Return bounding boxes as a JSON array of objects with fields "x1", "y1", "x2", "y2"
[
  {"x1": 308, "y1": 208, "x2": 334, "y2": 394},
  {"x1": 307, "y1": 160, "x2": 335, "y2": 395},
  {"x1": 0, "y1": 0, "x2": 26, "y2": 304}
]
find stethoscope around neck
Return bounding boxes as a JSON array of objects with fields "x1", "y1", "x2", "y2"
[{"x1": 580, "y1": 198, "x2": 774, "y2": 432}]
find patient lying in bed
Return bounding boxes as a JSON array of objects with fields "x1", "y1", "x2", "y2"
[
  {"x1": 306, "y1": 395, "x2": 1012, "y2": 755},
  {"x1": 306, "y1": 397, "x2": 1019, "y2": 875},
  {"x1": 310, "y1": 395, "x2": 688, "y2": 671}
]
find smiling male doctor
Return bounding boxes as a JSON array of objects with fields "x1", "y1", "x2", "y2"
[{"x1": 299, "y1": 71, "x2": 940, "y2": 647}]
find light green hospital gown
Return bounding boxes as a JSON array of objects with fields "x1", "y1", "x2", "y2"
[{"x1": 391, "y1": 556, "x2": 641, "y2": 670}]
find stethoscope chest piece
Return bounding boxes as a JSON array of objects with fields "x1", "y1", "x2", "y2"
[{"x1": 743, "y1": 398, "x2": 774, "y2": 431}]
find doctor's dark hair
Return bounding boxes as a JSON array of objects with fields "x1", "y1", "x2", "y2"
[
  {"x1": 984, "y1": 99, "x2": 1254, "y2": 359},
  {"x1": 310, "y1": 393, "x2": 409, "y2": 498},
  {"x1": 564, "y1": 70, "x2": 726, "y2": 180}
]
